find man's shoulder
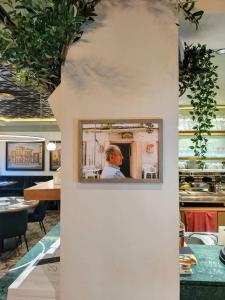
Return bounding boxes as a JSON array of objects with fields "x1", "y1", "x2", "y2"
[{"x1": 100, "y1": 165, "x2": 119, "y2": 179}]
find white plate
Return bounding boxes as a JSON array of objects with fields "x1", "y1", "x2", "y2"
[
  {"x1": 9, "y1": 203, "x2": 24, "y2": 208},
  {"x1": 0, "y1": 197, "x2": 10, "y2": 201},
  {"x1": 0, "y1": 201, "x2": 10, "y2": 206},
  {"x1": 16, "y1": 198, "x2": 25, "y2": 203}
]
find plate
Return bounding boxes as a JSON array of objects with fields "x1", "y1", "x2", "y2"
[
  {"x1": 9, "y1": 203, "x2": 23, "y2": 208},
  {"x1": 0, "y1": 201, "x2": 10, "y2": 206},
  {"x1": 16, "y1": 198, "x2": 25, "y2": 203},
  {"x1": 0, "y1": 197, "x2": 10, "y2": 201}
]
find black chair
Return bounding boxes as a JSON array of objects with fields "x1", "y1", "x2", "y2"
[
  {"x1": 0, "y1": 210, "x2": 29, "y2": 255},
  {"x1": 28, "y1": 201, "x2": 47, "y2": 234}
]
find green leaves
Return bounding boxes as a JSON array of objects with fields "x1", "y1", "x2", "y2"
[
  {"x1": 179, "y1": 43, "x2": 219, "y2": 168},
  {"x1": 177, "y1": 0, "x2": 204, "y2": 29},
  {"x1": 0, "y1": 0, "x2": 99, "y2": 93}
]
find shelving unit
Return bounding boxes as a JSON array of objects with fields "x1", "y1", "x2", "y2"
[
  {"x1": 179, "y1": 105, "x2": 225, "y2": 229},
  {"x1": 179, "y1": 105, "x2": 225, "y2": 170}
]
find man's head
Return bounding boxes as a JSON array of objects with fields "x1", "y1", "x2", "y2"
[{"x1": 105, "y1": 145, "x2": 123, "y2": 166}]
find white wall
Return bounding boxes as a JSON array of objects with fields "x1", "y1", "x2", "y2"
[
  {"x1": 0, "y1": 131, "x2": 61, "y2": 176},
  {"x1": 49, "y1": 1, "x2": 179, "y2": 299}
]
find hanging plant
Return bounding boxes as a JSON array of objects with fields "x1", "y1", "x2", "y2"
[
  {"x1": 0, "y1": 0, "x2": 99, "y2": 93},
  {"x1": 179, "y1": 43, "x2": 219, "y2": 168},
  {"x1": 175, "y1": 0, "x2": 204, "y2": 29},
  {"x1": 0, "y1": 0, "x2": 203, "y2": 94}
]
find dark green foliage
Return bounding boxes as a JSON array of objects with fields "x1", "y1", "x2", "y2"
[
  {"x1": 178, "y1": 0, "x2": 204, "y2": 29},
  {"x1": 179, "y1": 43, "x2": 219, "y2": 168},
  {"x1": 0, "y1": 0, "x2": 203, "y2": 94},
  {"x1": 0, "y1": 0, "x2": 99, "y2": 93}
]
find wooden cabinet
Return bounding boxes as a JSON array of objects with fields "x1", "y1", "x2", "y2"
[{"x1": 180, "y1": 205, "x2": 225, "y2": 230}]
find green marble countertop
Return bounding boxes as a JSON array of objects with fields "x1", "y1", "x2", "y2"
[
  {"x1": 181, "y1": 244, "x2": 225, "y2": 286},
  {"x1": 0, "y1": 223, "x2": 60, "y2": 300}
]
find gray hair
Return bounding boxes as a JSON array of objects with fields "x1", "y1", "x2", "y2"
[{"x1": 105, "y1": 145, "x2": 120, "y2": 161}]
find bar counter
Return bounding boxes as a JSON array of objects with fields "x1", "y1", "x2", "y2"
[
  {"x1": 24, "y1": 180, "x2": 60, "y2": 201},
  {"x1": 181, "y1": 244, "x2": 225, "y2": 300}
]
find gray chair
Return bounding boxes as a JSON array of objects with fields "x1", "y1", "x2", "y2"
[{"x1": 0, "y1": 210, "x2": 29, "y2": 255}]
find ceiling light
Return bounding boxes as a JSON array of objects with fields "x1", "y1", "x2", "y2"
[
  {"x1": 0, "y1": 135, "x2": 45, "y2": 142},
  {"x1": 216, "y1": 48, "x2": 225, "y2": 55},
  {"x1": 0, "y1": 93, "x2": 15, "y2": 101},
  {"x1": 46, "y1": 142, "x2": 56, "y2": 151}
]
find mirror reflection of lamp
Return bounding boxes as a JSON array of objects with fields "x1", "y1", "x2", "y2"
[{"x1": 47, "y1": 141, "x2": 56, "y2": 151}]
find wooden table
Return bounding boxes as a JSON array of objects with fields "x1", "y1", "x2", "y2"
[{"x1": 24, "y1": 180, "x2": 61, "y2": 201}]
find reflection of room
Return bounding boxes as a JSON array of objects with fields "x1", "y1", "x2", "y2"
[
  {"x1": 178, "y1": 2, "x2": 225, "y2": 298},
  {"x1": 0, "y1": 66, "x2": 61, "y2": 295},
  {"x1": 2, "y1": 1, "x2": 225, "y2": 300}
]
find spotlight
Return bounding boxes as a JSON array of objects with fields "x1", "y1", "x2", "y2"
[{"x1": 47, "y1": 142, "x2": 56, "y2": 151}]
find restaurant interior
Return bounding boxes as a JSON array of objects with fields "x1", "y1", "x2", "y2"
[
  {"x1": 0, "y1": 27, "x2": 61, "y2": 298},
  {"x1": 0, "y1": 1, "x2": 225, "y2": 300}
]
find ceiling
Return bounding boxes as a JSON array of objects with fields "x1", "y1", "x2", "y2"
[{"x1": 0, "y1": 65, "x2": 59, "y2": 131}]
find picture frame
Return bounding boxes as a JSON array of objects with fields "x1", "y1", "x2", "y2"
[
  {"x1": 78, "y1": 118, "x2": 163, "y2": 183},
  {"x1": 49, "y1": 141, "x2": 61, "y2": 171},
  {"x1": 6, "y1": 142, "x2": 45, "y2": 171}
]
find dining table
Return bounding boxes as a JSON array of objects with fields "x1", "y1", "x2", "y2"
[
  {"x1": 0, "y1": 197, "x2": 39, "y2": 255},
  {"x1": 0, "y1": 181, "x2": 17, "y2": 187},
  {"x1": 0, "y1": 197, "x2": 39, "y2": 213}
]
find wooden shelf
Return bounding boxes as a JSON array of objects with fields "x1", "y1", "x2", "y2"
[
  {"x1": 179, "y1": 131, "x2": 225, "y2": 136},
  {"x1": 24, "y1": 180, "x2": 60, "y2": 201},
  {"x1": 180, "y1": 207, "x2": 225, "y2": 211},
  {"x1": 179, "y1": 169, "x2": 225, "y2": 173},
  {"x1": 179, "y1": 157, "x2": 225, "y2": 161},
  {"x1": 179, "y1": 104, "x2": 225, "y2": 111}
]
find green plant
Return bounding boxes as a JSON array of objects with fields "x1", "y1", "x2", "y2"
[
  {"x1": 0, "y1": 0, "x2": 204, "y2": 95},
  {"x1": 176, "y1": 0, "x2": 204, "y2": 29},
  {"x1": 0, "y1": 0, "x2": 99, "y2": 93},
  {"x1": 179, "y1": 43, "x2": 219, "y2": 168},
  {"x1": 0, "y1": 0, "x2": 204, "y2": 94}
]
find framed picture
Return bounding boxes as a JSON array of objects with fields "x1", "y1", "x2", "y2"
[
  {"x1": 49, "y1": 141, "x2": 61, "y2": 171},
  {"x1": 78, "y1": 119, "x2": 163, "y2": 183},
  {"x1": 6, "y1": 142, "x2": 45, "y2": 171}
]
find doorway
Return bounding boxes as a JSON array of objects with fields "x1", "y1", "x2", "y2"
[{"x1": 113, "y1": 143, "x2": 131, "y2": 178}]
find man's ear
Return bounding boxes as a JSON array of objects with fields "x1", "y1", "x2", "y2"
[{"x1": 109, "y1": 154, "x2": 114, "y2": 160}]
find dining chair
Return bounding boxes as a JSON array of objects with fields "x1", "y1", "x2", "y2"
[
  {"x1": 143, "y1": 165, "x2": 158, "y2": 179},
  {"x1": 0, "y1": 210, "x2": 29, "y2": 255},
  {"x1": 28, "y1": 201, "x2": 47, "y2": 234}
]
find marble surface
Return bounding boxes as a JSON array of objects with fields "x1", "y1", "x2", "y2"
[
  {"x1": 0, "y1": 224, "x2": 60, "y2": 300},
  {"x1": 181, "y1": 244, "x2": 225, "y2": 300},
  {"x1": 181, "y1": 245, "x2": 225, "y2": 284}
]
